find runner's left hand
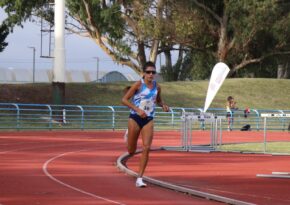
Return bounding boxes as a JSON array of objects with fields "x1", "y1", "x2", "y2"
[{"x1": 162, "y1": 104, "x2": 170, "y2": 112}]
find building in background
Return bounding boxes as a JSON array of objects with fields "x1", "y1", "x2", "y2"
[{"x1": 0, "y1": 67, "x2": 141, "y2": 83}]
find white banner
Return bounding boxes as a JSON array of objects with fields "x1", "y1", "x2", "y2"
[{"x1": 203, "y1": 62, "x2": 230, "y2": 112}]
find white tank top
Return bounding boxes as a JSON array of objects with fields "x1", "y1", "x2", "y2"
[{"x1": 130, "y1": 79, "x2": 158, "y2": 117}]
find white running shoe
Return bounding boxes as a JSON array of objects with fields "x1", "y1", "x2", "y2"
[
  {"x1": 124, "y1": 129, "x2": 128, "y2": 142},
  {"x1": 136, "y1": 177, "x2": 147, "y2": 188}
]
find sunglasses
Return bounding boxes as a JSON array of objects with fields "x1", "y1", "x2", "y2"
[{"x1": 145, "y1": 70, "x2": 156, "y2": 75}]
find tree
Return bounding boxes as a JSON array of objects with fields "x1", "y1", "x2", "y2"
[
  {"x1": 183, "y1": 0, "x2": 290, "y2": 77},
  {"x1": 1, "y1": 0, "x2": 173, "y2": 74},
  {"x1": 1, "y1": 0, "x2": 289, "y2": 79},
  {"x1": 0, "y1": 24, "x2": 9, "y2": 52},
  {"x1": 0, "y1": 0, "x2": 209, "y2": 79}
]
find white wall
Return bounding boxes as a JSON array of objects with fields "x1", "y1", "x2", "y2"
[{"x1": 0, "y1": 67, "x2": 139, "y2": 83}]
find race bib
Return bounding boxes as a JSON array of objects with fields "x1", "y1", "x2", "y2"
[{"x1": 139, "y1": 99, "x2": 154, "y2": 115}]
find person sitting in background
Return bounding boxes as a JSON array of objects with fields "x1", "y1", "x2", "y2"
[{"x1": 244, "y1": 107, "x2": 250, "y2": 118}]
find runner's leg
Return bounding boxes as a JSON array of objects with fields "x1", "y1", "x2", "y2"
[
  {"x1": 138, "y1": 120, "x2": 154, "y2": 177},
  {"x1": 127, "y1": 118, "x2": 141, "y2": 155}
]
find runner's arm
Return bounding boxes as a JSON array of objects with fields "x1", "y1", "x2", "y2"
[{"x1": 121, "y1": 81, "x2": 147, "y2": 118}]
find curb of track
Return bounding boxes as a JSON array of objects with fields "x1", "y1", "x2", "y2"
[{"x1": 116, "y1": 148, "x2": 256, "y2": 205}]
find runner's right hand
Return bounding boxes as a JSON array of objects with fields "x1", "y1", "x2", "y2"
[{"x1": 137, "y1": 108, "x2": 147, "y2": 118}]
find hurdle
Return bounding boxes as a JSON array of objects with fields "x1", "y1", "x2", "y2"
[
  {"x1": 260, "y1": 113, "x2": 290, "y2": 153},
  {"x1": 256, "y1": 113, "x2": 290, "y2": 179},
  {"x1": 162, "y1": 112, "x2": 225, "y2": 152}
]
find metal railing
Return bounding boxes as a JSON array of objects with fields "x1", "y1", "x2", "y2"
[{"x1": 0, "y1": 103, "x2": 289, "y2": 131}]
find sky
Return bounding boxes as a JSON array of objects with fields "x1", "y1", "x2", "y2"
[{"x1": 0, "y1": 8, "x2": 139, "y2": 75}]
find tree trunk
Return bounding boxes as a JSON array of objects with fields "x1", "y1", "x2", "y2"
[
  {"x1": 217, "y1": 26, "x2": 228, "y2": 61},
  {"x1": 164, "y1": 49, "x2": 173, "y2": 81},
  {"x1": 277, "y1": 63, "x2": 289, "y2": 79},
  {"x1": 137, "y1": 41, "x2": 146, "y2": 69},
  {"x1": 217, "y1": 13, "x2": 229, "y2": 62},
  {"x1": 149, "y1": 40, "x2": 159, "y2": 64},
  {"x1": 176, "y1": 46, "x2": 184, "y2": 80}
]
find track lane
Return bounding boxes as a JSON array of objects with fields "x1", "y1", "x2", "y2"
[{"x1": 0, "y1": 131, "x2": 219, "y2": 205}]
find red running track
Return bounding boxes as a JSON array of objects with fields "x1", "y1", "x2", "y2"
[
  {"x1": 0, "y1": 131, "x2": 221, "y2": 205},
  {"x1": 1, "y1": 130, "x2": 290, "y2": 205}
]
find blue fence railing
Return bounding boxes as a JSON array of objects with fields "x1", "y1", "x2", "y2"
[{"x1": 0, "y1": 103, "x2": 289, "y2": 131}]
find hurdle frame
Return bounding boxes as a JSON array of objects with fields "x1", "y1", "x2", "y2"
[
  {"x1": 251, "y1": 113, "x2": 290, "y2": 179},
  {"x1": 162, "y1": 112, "x2": 225, "y2": 152},
  {"x1": 261, "y1": 113, "x2": 290, "y2": 153}
]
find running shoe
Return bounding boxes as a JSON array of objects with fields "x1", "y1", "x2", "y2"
[{"x1": 136, "y1": 177, "x2": 147, "y2": 188}]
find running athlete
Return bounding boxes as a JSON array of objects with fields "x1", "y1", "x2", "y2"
[{"x1": 121, "y1": 61, "x2": 169, "y2": 188}]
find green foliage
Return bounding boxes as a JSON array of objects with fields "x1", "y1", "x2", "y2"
[
  {"x1": 174, "y1": 54, "x2": 194, "y2": 81},
  {"x1": 0, "y1": 23, "x2": 9, "y2": 52},
  {"x1": 1, "y1": 0, "x2": 129, "y2": 60},
  {"x1": 0, "y1": 0, "x2": 48, "y2": 29},
  {"x1": 1, "y1": 0, "x2": 290, "y2": 78},
  {"x1": 160, "y1": 58, "x2": 182, "y2": 81},
  {"x1": 235, "y1": 60, "x2": 275, "y2": 78},
  {"x1": 189, "y1": 51, "x2": 215, "y2": 80},
  {"x1": 65, "y1": 1, "x2": 125, "y2": 40},
  {"x1": 161, "y1": 50, "x2": 214, "y2": 81},
  {"x1": 160, "y1": 65, "x2": 172, "y2": 81},
  {"x1": 227, "y1": 1, "x2": 289, "y2": 58},
  {"x1": 175, "y1": 0, "x2": 290, "y2": 78}
]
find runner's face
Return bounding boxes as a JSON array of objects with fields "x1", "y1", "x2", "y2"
[{"x1": 144, "y1": 66, "x2": 156, "y2": 81}]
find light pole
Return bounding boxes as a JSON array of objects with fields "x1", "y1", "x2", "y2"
[
  {"x1": 93, "y1": 57, "x2": 99, "y2": 82},
  {"x1": 28, "y1": 46, "x2": 36, "y2": 83}
]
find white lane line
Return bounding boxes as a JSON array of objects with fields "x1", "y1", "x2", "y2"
[
  {"x1": 0, "y1": 149, "x2": 22, "y2": 154},
  {"x1": 42, "y1": 149, "x2": 126, "y2": 205}
]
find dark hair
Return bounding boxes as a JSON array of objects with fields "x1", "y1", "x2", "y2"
[
  {"x1": 142, "y1": 61, "x2": 156, "y2": 72},
  {"x1": 227, "y1": 96, "x2": 233, "y2": 101}
]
